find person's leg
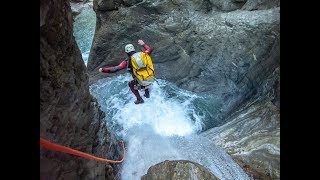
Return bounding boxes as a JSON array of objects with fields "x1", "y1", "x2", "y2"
[
  {"x1": 144, "y1": 87, "x2": 150, "y2": 98},
  {"x1": 128, "y1": 80, "x2": 144, "y2": 104}
]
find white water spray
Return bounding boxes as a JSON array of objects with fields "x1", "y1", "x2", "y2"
[{"x1": 90, "y1": 74, "x2": 249, "y2": 180}]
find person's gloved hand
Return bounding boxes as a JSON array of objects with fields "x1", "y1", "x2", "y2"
[
  {"x1": 99, "y1": 68, "x2": 110, "y2": 73},
  {"x1": 138, "y1": 39, "x2": 145, "y2": 46}
]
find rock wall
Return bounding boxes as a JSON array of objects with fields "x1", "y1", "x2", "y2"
[
  {"x1": 70, "y1": 0, "x2": 93, "y2": 16},
  {"x1": 202, "y1": 67, "x2": 280, "y2": 179},
  {"x1": 85, "y1": 0, "x2": 280, "y2": 178},
  {"x1": 87, "y1": 0, "x2": 279, "y2": 122},
  {"x1": 40, "y1": 0, "x2": 123, "y2": 179},
  {"x1": 142, "y1": 160, "x2": 219, "y2": 180}
]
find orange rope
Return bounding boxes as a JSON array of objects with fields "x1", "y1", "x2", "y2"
[{"x1": 40, "y1": 137, "x2": 125, "y2": 163}]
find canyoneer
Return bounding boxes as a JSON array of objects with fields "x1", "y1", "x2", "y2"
[{"x1": 98, "y1": 39, "x2": 155, "y2": 104}]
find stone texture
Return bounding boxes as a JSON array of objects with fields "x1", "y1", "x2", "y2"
[
  {"x1": 87, "y1": 0, "x2": 279, "y2": 123},
  {"x1": 123, "y1": 0, "x2": 143, "y2": 7},
  {"x1": 71, "y1": 0, "x2": 91, "y2": 2},
  {"x1": 141, "y1": 160, "x2": 219, "y2": 180},
  {"x1": 93, "y1": 0, "x2": 123, "y2": 11},
  {"x1": 202, "y1": 67, "x2": 280, "y2": 179},
  {"x1": 242, "y1": 0, "x2": 280, "y2": 11},
  {"x1": 209, "y1": 0, "x2": 246, "y2": 11},
  {"x1": 40, "y1": 0, "x2": 123, "y2": 179},
  {"x1": 85, "y1": 1, "x2": 280, "y2": 178},
  {"x1": 70, "y1": 1, "x2": 93, "y2": 17}
]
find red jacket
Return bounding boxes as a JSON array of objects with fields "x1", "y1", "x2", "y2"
[{"x1": 102, "y1": 44, "x2": 151, "y2": 73}]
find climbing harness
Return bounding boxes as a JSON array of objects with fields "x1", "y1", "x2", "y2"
[{"x1": 40, "y1": 137, "x2": 125, "y2": 163}]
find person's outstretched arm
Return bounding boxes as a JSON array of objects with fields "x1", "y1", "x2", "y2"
[
  {"x1": 138, "y1": 39, "x2": 151, "y2": 55},
  {"x1": 98, "y1": 60, "x2": 127, "y2": 73}
]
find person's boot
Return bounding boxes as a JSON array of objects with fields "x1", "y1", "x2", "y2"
[
  {"x1": 144, "y1": 88, "x2": 150, "y2": 98},
  {"x1": 134, "y1": 98, "x2": 144, "y2": 104},
  {"x1": 129, "y1": 81, "x2": 144, "y2": 104}
]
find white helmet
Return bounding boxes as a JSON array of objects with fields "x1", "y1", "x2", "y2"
[{"x1": 125, "y1": 44, "x2": 135, "y2": 53}]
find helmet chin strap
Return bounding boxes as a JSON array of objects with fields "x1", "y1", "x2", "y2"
[{"x1": 127, "y1": 51, "x2": 136, "y2": 57}]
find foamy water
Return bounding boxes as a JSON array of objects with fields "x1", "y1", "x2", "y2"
[{"x1": 90, "y1": 74, "x2": 249, "y2": 180}]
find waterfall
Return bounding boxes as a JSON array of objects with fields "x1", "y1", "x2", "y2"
[
  {"x1": 73, "y1": 7, "x2": 249, "y2": 180},
  {"x1": 90, "y1": 74, "x2": 249, "y2": 180},
  {"x1": 73, "y1": 7, "x2": 95, "y2": 66}
]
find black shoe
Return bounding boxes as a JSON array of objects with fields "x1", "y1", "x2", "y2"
[
  {"x1": 144, "y1": 89, "x2": 150, "y2": 98},
  {"x1": 134, "y1": 98, "x2": 144, "y2": 104}
]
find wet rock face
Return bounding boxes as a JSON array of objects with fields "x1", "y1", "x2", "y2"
[
  {"x1": 85, "y1": 1, "x2": 280, "y2": 178},
  {"x1": 40, "y1": 0, "x2": 123, "y2": 179},
  {"x1": 209, "y1": 0, "x2": 247, "y2": 11},
  {"x1": 209, "y1": 0, "x2": 280, "y2": 11},
  {"x1": 141, "y1": 160, "x2": 219, "y2": 180},
  {"x1": 202, "y1": 67, "x2": 280, "y2": 179},
  {"x1": 70, "y1": 0, "x2": 93, "y2": 16},
  {"x1": 202, "y1": 98, "x2": 280, "y2": 179},
  {"x1": 241, "y1": 0, "x2": 280, "y2": 10},
  {"x1": 87, "y1": 0, "x2": 279, "y2": 121}
]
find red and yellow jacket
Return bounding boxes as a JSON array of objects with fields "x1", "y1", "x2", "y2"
[{"x1": 101, "y1": 44, "x2": 151, "y2": 74}]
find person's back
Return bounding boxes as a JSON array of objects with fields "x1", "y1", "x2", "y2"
[
  {"x1": 130, "y1": 50, "x2": 155, "y2": 86},
  {"x1": 98, "y1": 39, "x2": 155, "y2": 104}
]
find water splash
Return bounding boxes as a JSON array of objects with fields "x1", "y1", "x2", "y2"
[
  {"x1": 90, "y1": 74, "x2": 249, "y2": 180},
  {"x1": 90, "y1": 74, "x2": 203, "y2": 137}
]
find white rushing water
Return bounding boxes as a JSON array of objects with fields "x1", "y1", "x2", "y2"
[
  {"x1": 73, "y1": 6, "x2": 248, "y2": 180},
  {"x1": 73, "y1": 7, "x2": 96, "y2": 66},
  {"x1": 90, "y1": 74, "x2": 249, "y2": 180}
]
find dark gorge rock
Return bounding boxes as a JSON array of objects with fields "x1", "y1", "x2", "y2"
[
  {"x1": 40, "y1": 0, "x2": 123, "y2": 179},
  {"x1": 202, "y1": 67, "x2": 280, "y2": 179},
  {"x1": 141, "y1": 160, "x2": 219, "y2": 180},
  {"x1": 87, "y1": 0, "x2": 279, "y2": 122},
  {"x1": 209, "y1": 0, "x2": 247, "y2": 11},
  {"x1": 242, "y1": 0, "x2": 280, "y2": 11},
  {"x1": 86, "y1": 0, "x2": 280, "y2": 178},
  {"x1": 93, "y1": 0, "x2": 123, "y2": 11},
  {"x1": 202, "y1": 97, "x2": 280, "y2": 179},
  {"x1": 70, "y1": 0, "x2": 93, "y2": 17}
]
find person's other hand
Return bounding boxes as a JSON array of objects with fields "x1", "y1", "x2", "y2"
[
  {"x1": 138, "y1": 39, "x2": 145, "y2": 45},
  {"x1": 98, "y1": 68, "x2": 103, "y2": 72}
]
